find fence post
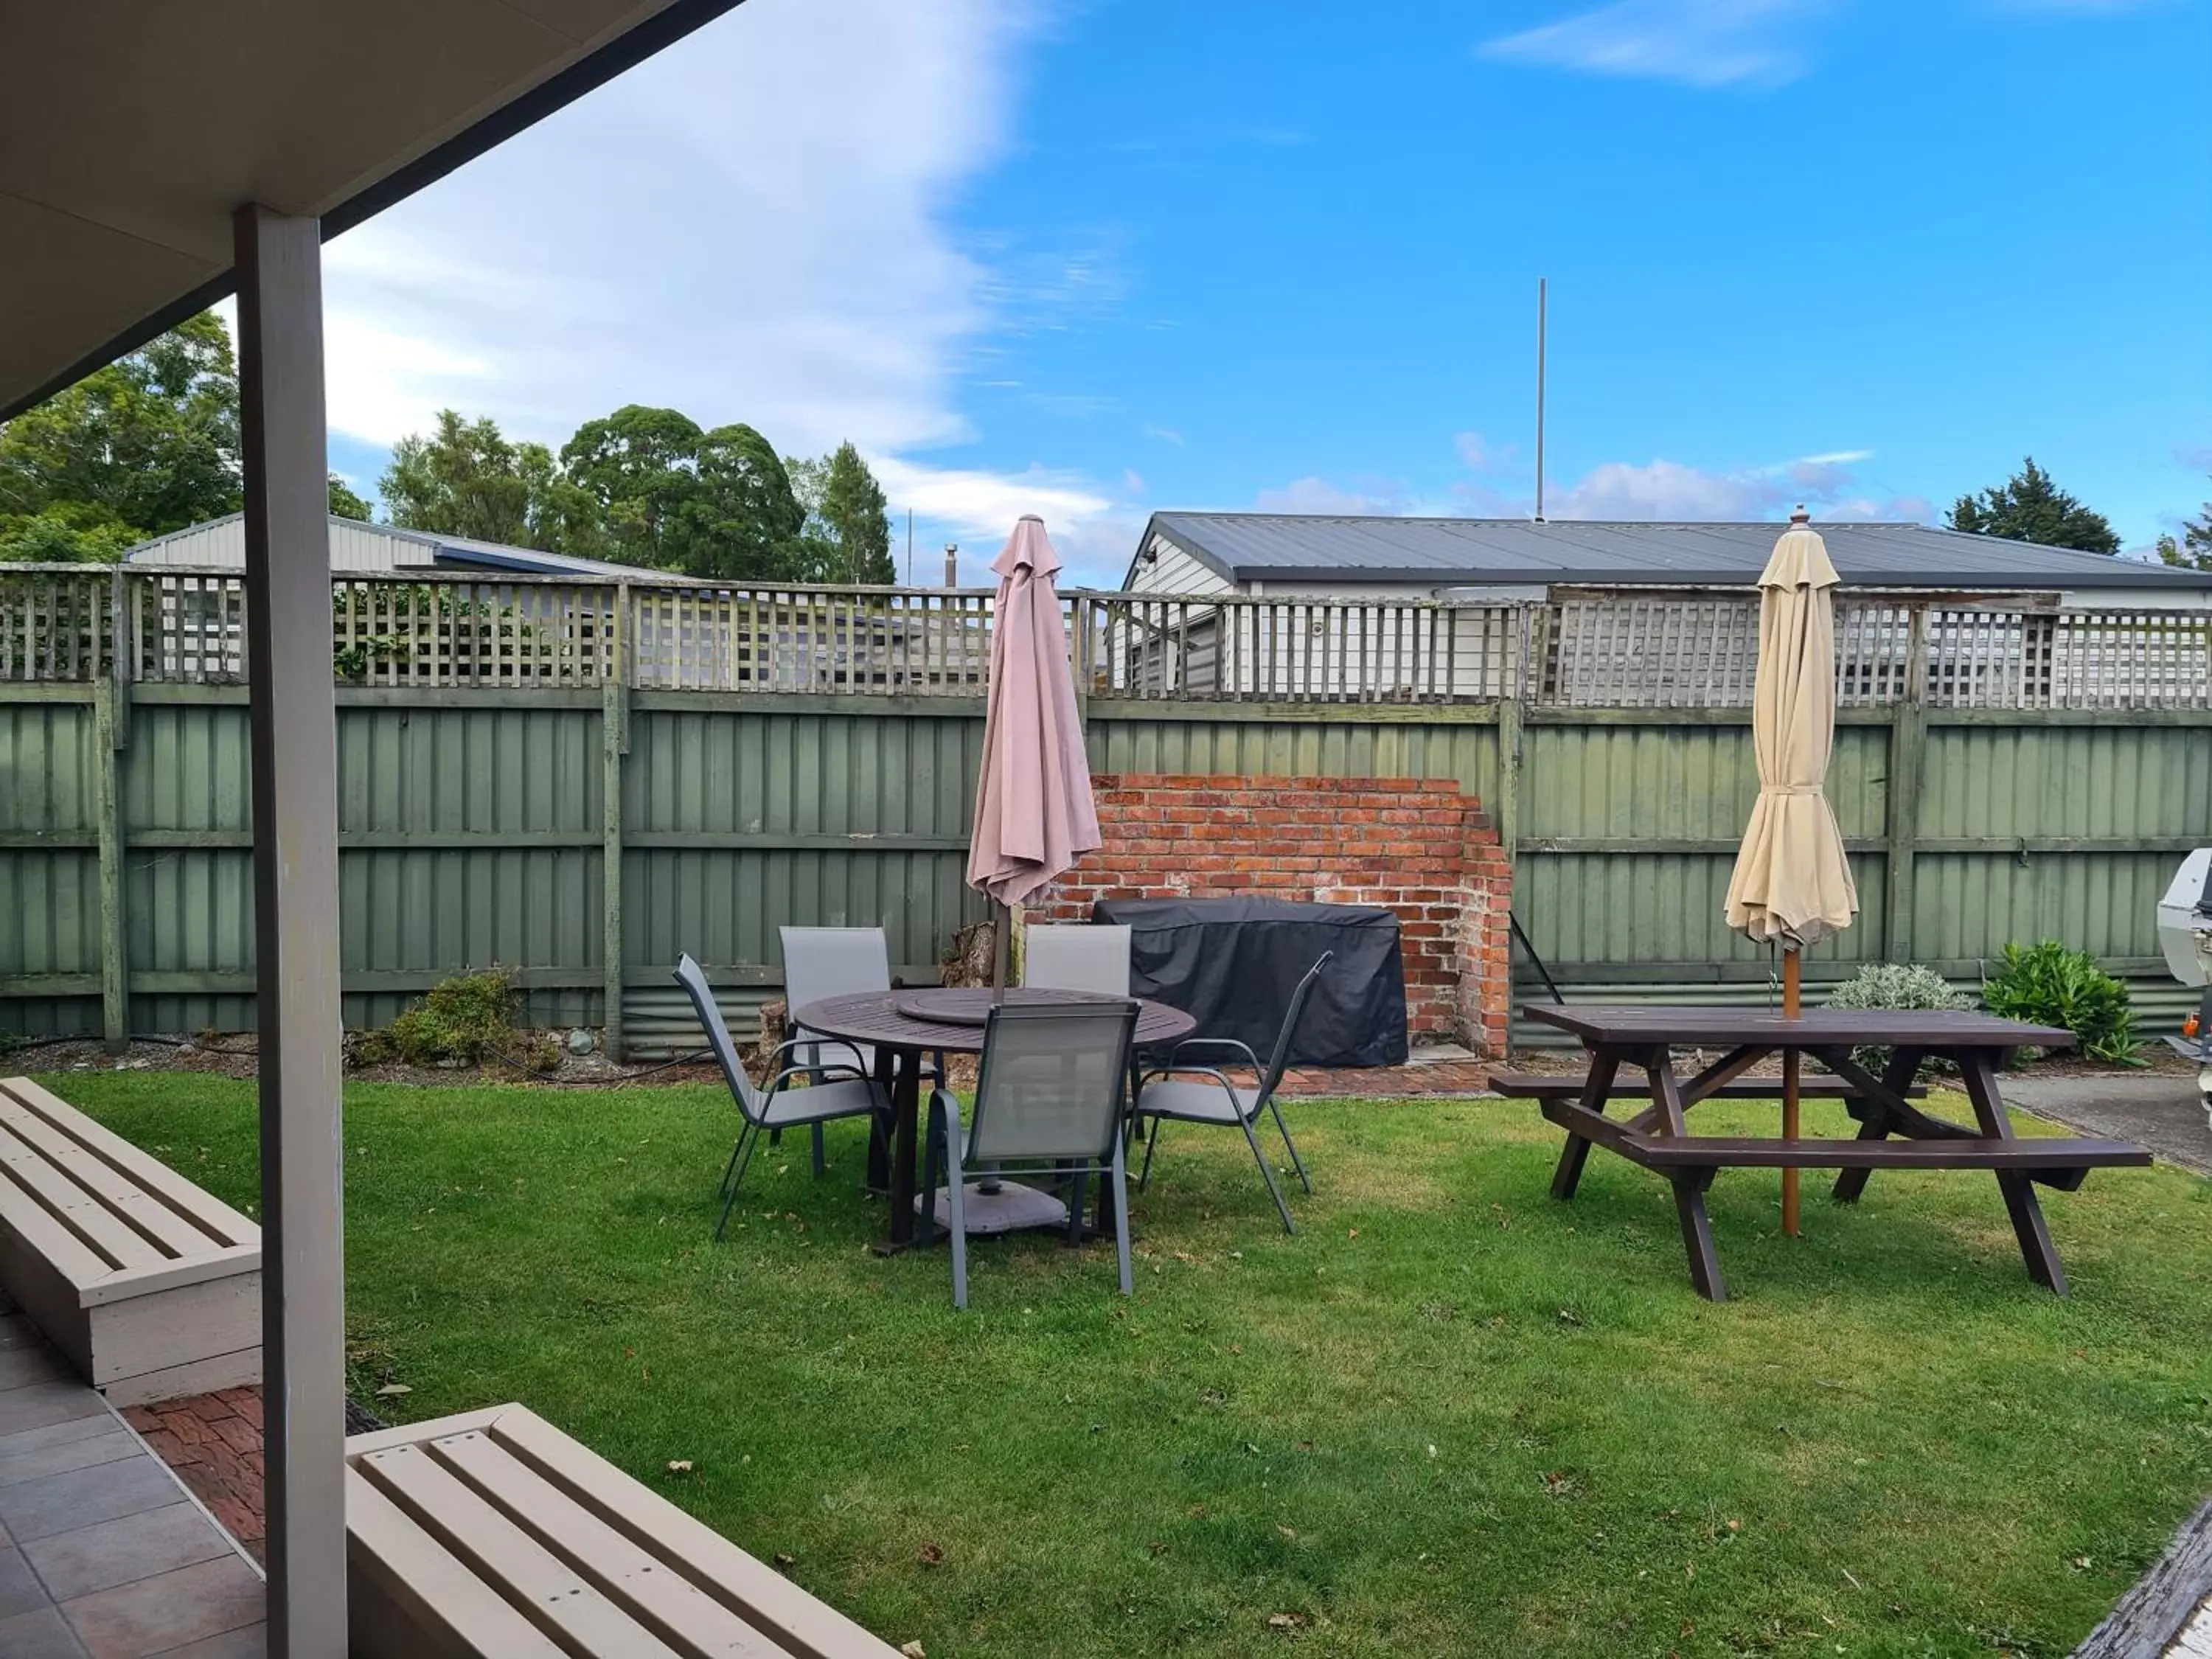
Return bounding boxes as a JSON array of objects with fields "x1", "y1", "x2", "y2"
[
  {"x1": 1884, "y1": 605, "x2": 1930, "y2": 964},
  {"x1": 94, "y1": 684, "x2": 128, "y2": 1054},
  {"x1": 602, "y1": 585, "x2": 631, "y2": 1060},
  {"x1": 1494, "y1": 694, "x2": 1523, "y2": 869},
  {"x1": 91, "y1": 571, "x2": 133, "y2": 1050}
]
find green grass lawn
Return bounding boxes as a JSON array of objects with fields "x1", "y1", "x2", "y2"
[{"x1": 45, "y1": 1070, "x2": 2212, "y2": 1659}]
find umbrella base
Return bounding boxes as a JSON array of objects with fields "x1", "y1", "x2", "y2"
[{"x1": 913, "y1": 1180, "x2": 1068, "y2": 1235}]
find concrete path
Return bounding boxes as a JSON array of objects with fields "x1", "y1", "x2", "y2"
[
  {"x1": 2000, "y1": 1073, "x2": 2212, "y2": 1176},
  {"x1": 0, "y1": 1290, "x2": 264, "y2": 1658}
]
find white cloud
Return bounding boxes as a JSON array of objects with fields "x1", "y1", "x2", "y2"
[
  {"x1": 1143, "y1": 424, "x2": 1185, "y2": 446},
  {"x1": 1454, "y1": 431, "x2": 1492, "y2": 469},
  {"x1": 1550, "y1": 458, "x2": 1779, "y2": 518},
  {"x1": 868, "y1": 455, "x2": 1141, "y2": 585},
  {"x1": 322, "y1": 0, "x2": 1032, "y2": 463},
  {"x1": 1547, "y1": 455, "x2": 1932, "y2": 522},
  {"x1": 1481, "y1": 0, "x2": 1826, "y2": 87},
  {"x1": 1826, "y1": 493, "x2": 1935, "y2": 522},
  {"x1": 1252, "y1": 476, "x2": 1410, "y2": 516}
]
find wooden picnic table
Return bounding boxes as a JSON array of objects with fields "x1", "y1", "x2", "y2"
[{"x1": 1496, "y1": 1005, "x2": 2153, "y2": 1301}]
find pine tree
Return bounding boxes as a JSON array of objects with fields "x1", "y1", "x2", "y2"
[{"x1": 1947, "y1": 456, "x2": 2120, "y2": 554}]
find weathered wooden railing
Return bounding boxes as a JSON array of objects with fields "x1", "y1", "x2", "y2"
[{"x1": 3, "y1": 565, "x2": 2208, "y2": 709}]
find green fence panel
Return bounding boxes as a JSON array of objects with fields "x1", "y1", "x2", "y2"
[{"x1": 1, "y1": 687, "x2": 2205, "y2": 1051}]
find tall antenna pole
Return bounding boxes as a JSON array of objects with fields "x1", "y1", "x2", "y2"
[{"x1": 1534, "y1": 276, "x2": 1548, "y2": 523}]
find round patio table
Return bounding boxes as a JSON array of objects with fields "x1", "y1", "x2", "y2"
[{"x1": 796, "y1": 988, "x2": 1196, "y2": 1253}]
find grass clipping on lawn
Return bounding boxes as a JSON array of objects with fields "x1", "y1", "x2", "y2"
[{"x1": 55, "y1": 1071, "x2": 2212, "y2": 1659}]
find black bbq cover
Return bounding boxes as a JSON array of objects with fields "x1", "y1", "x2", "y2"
[{"x1": 1090, "y1": 897, "x2": 1408, "y2": 1068}]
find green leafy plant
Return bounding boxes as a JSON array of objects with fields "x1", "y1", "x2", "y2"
[
  {"x1": 1825, "y1": 963, "x2": 1972, "y2": 1077},
  {"x1": 1981, "y1": 941, "x2": 2143, "y2": 1066},
  {"x1": 352, "y1": 966, "x2": 560, "y2": 1073}
]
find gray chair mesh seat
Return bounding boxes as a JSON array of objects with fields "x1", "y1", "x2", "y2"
[
  {"x1": 1135, "y1": 950, "x2": 1332, "y2": 1233},
  {"x1": 921, "y1": 1001, "x2": 1139, "y2": 1309},
  {"x1": 673, "y1": 953, "x2": 887, "y2": 1239}
]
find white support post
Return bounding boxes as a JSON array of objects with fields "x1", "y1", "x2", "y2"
[{"x1": 234, "y1": 203, "x2": 348, "y2": 1655}]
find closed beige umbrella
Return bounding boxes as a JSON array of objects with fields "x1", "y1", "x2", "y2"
[{"x1": 1725, "y1": 509, "x2": 1859, "y2": 1234}]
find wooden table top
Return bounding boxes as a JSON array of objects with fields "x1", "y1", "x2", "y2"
[
  {"x1": 1520, "y1": 1004, "x2": 2076, "y2": 1050},
  {"x1": 796, "y1": 990, "x2": 1197, "y2": 1056}
]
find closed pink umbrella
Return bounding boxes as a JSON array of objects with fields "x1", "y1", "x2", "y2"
[{"x1": 967, "y1": 517, "x2": 1100, "y2": 978}]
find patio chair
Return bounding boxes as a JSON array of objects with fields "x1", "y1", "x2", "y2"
[
  {"x1": 672, "y1": 953, "x2": 888, "y2": 1241},
  {"x1": 1025, "y1": 922, "x2": 1144, "y2": 1144},
  {"x1": 919, "y1": 1000, "x2": 1140, "y2": 1309},
  {"x1": 1023, "y1": 924, "x2": 1133, "y2": 995},
  {"x1": 778, "y1": 925, "x2": 917, "y2": 1175},
  {"x1": 1134, "y1": 950, "x2": 1332, "y2": 1234}
]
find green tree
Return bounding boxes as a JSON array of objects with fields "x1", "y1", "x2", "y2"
[
  {"x1": 819, "y1": 442, "x2": 894, "y2": 583},
  {"x1": 0, "y1": 310, "x2": 242, "y2": 560},
  {"x1": 560, "y1": 406, "x2": 703, "y2": 569},
  {"x1": 671, "y1": 424, "x2": 804, "y2": 580},
  {"x1": 516, "y1": 442, "x2": 608, "y2": 558},
  {"x1": 785, "y1": 453, "x2": 836, "y2": 578},
  {"x1": 378, "y1": 411, "x2": 608, "y2": 556},
  {"x1": 2157, "y1": 479, "x2": 2212, "y2": 571},
  {"x1": 784, "y1": 442, "x2": 893, "y2": 582},
  {"x1": 328, "y1": 474, "x2": 373, "y2": 521},
  {"x1": 380, "y1": 411, "x2": 533, "y2": 543},
  {"x1": 1948, "y1": 456, "x2": 2120, "y2": 554}
]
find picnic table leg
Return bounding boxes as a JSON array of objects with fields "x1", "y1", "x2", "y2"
[
  {"x1": 1551, "y1": 1049, "x2": 1621, "y2": 1201},
  {"x1": 1957, "y1": 1051, "x2": 2067, "y2": 1294},
  {"x1": 1830, "y1": 1048, "x2": 1921, "y2": 1204},
  {"x1": 1672, "y1": 1170, "x2": 1726, "y2": 1302},
  {"x1": 1644, "y1": 1050, "x2": 1725, "y2": 1299}
]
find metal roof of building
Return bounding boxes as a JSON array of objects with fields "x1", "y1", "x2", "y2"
[
  {"x1": 122, "y1": 514, "x2": 698, "y2": 582},
  {"x1": 1138, "y1": 512, "x2": 2211, "y2": 591}
]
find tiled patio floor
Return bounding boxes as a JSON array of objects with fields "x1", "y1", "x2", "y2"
[{"x1": 0, "y1": 1292, "x2": 264, "y2": 1658}]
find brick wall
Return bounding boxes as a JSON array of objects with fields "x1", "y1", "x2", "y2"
[{"x1": 1037, "y1": 773, "x2": 1513, "y2": 1056}]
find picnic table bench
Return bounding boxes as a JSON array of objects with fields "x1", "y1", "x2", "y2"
[
  {"x1": 1493, "y1": 1008, "x2": 2153, "y2": 1301},
  {"x1": 0, "y1": 1075, "x2": 260, "y2": 1405},
  {"x1": 347, "y1": 1403, "x2": 903, "y2": 1658}
]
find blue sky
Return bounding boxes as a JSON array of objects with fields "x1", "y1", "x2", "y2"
[{"x1": 322, "y1": 0, "x2": 2211, "y2": 584}]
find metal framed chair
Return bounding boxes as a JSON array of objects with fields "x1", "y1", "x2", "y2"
[
  {"x1": 919, "y1": 1001, "x2": 1139, "y2": 1309},
  {"x1": 778, "y1": 925, "x2": 908, "y2": 1175},
  {"x1": 672, "y1": 953, "x2": 887, "y2": 1240},
  {"x1": 1134, "y1": 950, "x2": 1332, "y2": 1234},
  {"x1": 1023, "y1": 924, "x2": 1133, "y2": 995}
]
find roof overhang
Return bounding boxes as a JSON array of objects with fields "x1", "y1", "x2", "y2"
[{"x1": 0, "y1": 0, "x2": 745, "y2": 422}]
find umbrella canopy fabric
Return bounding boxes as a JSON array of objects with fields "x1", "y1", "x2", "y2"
[
  {"x1": 967, "y1": 516, "x2": 1101, "y2": 907},
  {"x1": 1724, "y1": 524, "x2": 1860, "y2": 949}
]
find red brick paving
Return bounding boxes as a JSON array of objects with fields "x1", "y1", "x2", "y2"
[{"x1": 123, "y1": 1388, "x2": 268, "y2": 1564}]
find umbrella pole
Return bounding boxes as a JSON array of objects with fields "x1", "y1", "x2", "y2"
[
  {"x1": 1781, "y1": 945, "x2": 1801, "y2": 1237},
  {"x1": 991, "y1": 900, "x2": 1011, "y2": 995}
]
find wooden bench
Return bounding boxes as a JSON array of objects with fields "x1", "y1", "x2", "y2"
[
  {"x1": 1534, "y1": 1096, "x2": 2152, "y2": 1190},
  {"x1": 1488, "y1": 1068, "x2": 1925, "y2": 1104},
  {"x1": 0, "y1": 1077, "x2": 260, "y2": 1406},
  {"x1": 347, "y1": 1403, "x2": 904, "y2": 1658}
]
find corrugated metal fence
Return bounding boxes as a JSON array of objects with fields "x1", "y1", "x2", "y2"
[{"x1": 3, "y1": 566, "x2": 2207, "y2": 1051}]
